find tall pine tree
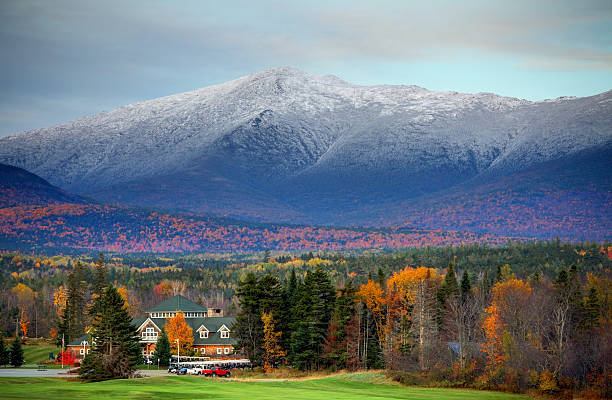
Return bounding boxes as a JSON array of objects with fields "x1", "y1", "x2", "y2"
[
  {"x1": 234, "y1": 272, "x2": 263, "y2": 365},
  {"x1": 89, "y1": 252, "x2": 107, "y2": 318},
  {"x1": 0, "y1": 333, "x2": 9, "y2": 366},
  {"x1": 9, "y1": 336, "x2": 24, "y2": 367},
  {"x1": 58, "y1": 261, "x2": 87, "y2": 347},
  {"x1": 290, "y1": 266, "x2": 335, "y2": 370},
  {"x1": 79, "y1": 285, "x2": 141, "y2": 380},
  {"x1": 152, "y1": 329, "x2": 171, "y2": 366}
]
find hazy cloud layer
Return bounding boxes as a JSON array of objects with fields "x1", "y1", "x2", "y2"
[{"x1": 0, "y1": 0, "x2": 610, "y2": 136}]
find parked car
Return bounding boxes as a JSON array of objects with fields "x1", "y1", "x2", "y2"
[
  {"x1": 202, "y1": 366, "x2": 231, "y2": 377},
  {"x1": 177, "y1": 367, "x2": 188, "y2": 375},
  {"x1": 187, "y1": 366, "x2": 203, "y2": 375}
]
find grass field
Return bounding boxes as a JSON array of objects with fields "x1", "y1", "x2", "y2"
[
  {"x1": 22, "y1": 343, "x2": 60, "y2": 365},
  {"x1": 1, "y1": 338, "x2": 61, "y2": 366},
  {"x1": 0, "y1": 373, "x2": 530, "y2": 399}
]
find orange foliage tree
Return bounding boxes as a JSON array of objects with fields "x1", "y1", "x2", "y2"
[
  {"x1": 482, "y1": 278, "x2": 532, "y2": 370},
  {"x1": 19, "y1": 308, "x2": 30, "y2": 338},
  {"x1": 166, "y1": 312, "x2": 193, "y2": 355},
  {"x1": 358, "y1": 266, "x2": 442, "y2": 366}
]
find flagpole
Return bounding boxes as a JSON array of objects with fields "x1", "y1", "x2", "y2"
[{"x1": 61, "y1": 334, "x2": 64, "y2": 369}]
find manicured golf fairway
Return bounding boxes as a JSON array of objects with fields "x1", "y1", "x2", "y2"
[{"x1": 0, "y1": 373, "x2": 530, "y2": 399}]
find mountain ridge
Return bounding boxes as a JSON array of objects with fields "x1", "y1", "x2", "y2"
[{"x1": 1, "y1": 67, "x2": 610, "y2": 240}]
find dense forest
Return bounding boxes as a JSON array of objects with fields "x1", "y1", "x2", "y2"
[
  {"x1": 1, "y1": 241, "x2": 610, "y2": 395},
  {"x1": 0, "y1": 203, "x2": 517, "y2": 252}
]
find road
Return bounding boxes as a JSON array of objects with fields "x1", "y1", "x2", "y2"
[{"x1": 0, "y1": 368, "x2": 78, "y2": 377}]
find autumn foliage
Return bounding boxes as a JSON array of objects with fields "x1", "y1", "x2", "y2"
[{"x1": 165, "y1": 312, "x2": 193, "y2": 355}]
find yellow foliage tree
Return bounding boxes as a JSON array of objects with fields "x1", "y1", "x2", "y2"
[
  {"x1": 11, "y1": 283, "x2": 37, "y2": 305},
  {"x1": 261, "y1": 312, "x2": 286, "y2": 372},
  {"x1": 166, "y1": 312, "x2": 193, "y2": 355},
  {"x1": 53, "y1": 285, "x2": 67, "y2": 316},
  {"x1": 117, "y1": 286, "x2": 130, "y2": 310}
]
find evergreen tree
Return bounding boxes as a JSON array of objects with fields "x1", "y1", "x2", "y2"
[
  {"x1": 290, "y1": 266, "x2": 335, "y2": 370},
  {"x1": 234, "y1": 272, "x2": 263, "y2": 365},
  {"x1": 495, "y1": 265, "x2": 503, "y2": 283},
  {"x1": 324, "y1": 280, "x2": 357, "y2": 369},
  {"x1": 152, "y1": 329, "x2": 171, "y2": 366},
  {"x1": 9, "y1": 336, "x2": 24, "y2": 367},
  {"x1": 0, "y1": 333, "x2": 9, "y2": 366},
  {"x1": 436, "y1": 263, "x2": 459, "y2": 327},
  {"x1": 58, "y1": 261, "x2": 87, "y2": 347},
  {"x1": 280, "y1": 270, "x2": 299, "y2": 353},
  {"x1": 377, "y1": 268, "x2": 386, "y2": 290},
  {"x1": 257, "y1": 274, "x2": 283, "y2": 315},
  {"x1": 581, "y1": 286, "x2": 601, "y2": 331},
  {"x1": 90, "y1": 252, "x2": 107, "y2": 317},
  {"x1": 460, "y1": 271, "x2": 472, "y2": 300},
  {"x1": 79, "y1": 285, "x2": 141, "y2": 380}
]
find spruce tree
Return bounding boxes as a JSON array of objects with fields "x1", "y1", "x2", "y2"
[
  {"x1": 79, "y1": 285, "x2": 141, "y2": 380},
  {"x1": 581, "y1": 286, "x2": 601, "y2": 331},
  {"x1": 290, "y1": 266, "x2": 335, "y2": 370},
  {"x1": 90, "y1": 252, "x2": 107, "y2": 317},
  {"x1": 324, "y1": 280, "x2": 356, "y2": 369},
  {"x1": 0, "y1": 333, "x2": 8, "y2": 366},
  {"x1": 9, "y1": 336, "x2": 24, "y2": 367},
  {"x1": 234, "y1": 272, "x2": 263, "y2": 365},
  {"x1": 460, "y1": 271, "x2": 472, "y2": 300},
  {"x1": 377, "y1": 268, "x2": 386, "y2": 290},
  {"x1": 58, "y1": 261, "x2": 87, "y2": 347},
  {"x1": 436, "y1": 263, "x2": 459, "y2": 327},
  {"x1": 152, "y1": 329, "x2": 171, "y2": 366}
]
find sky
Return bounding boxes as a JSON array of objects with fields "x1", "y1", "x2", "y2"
[{"x1": 0, "y1": 0, "x2": 611, "y2": 136}]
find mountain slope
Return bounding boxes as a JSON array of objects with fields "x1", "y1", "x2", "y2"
[
  {"x1": 0, "y1": 163, "x2": 87, "y2": 208},
  {"x1": 0, "y1": 165, "x2": 517, "y2": 252},
  {"x1": 0, "y1": 67, "x2": 610, "y2": 239}
]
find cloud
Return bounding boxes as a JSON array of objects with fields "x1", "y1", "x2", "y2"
[{"x1": 0, "y1": 0, "x2": 610, "y2": 135}]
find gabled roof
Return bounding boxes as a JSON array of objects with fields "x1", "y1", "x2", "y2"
[
  {"x1": 67, "y1": 334, "x2": 89, "y2": 347},
  {"x1": 148, "y1": 294, "x2": 207, "y2": 313},
  {"x1": 138, "y1": 316, "x2": 236, "y2": 345}
]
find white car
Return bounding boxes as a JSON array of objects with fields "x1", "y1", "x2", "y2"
[{"x1": 186, "y1": 366, "x2": 203, "y2": 375}]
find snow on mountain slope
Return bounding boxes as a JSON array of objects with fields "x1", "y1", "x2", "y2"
[{"x1": 0, "y1": 67, "x2": 610, "y2": 233}]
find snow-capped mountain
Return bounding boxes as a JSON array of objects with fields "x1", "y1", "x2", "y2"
[{"x1": 1, "y1": 67, "x2": 610, "y2": 237}]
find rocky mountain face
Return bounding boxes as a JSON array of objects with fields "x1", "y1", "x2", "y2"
[{"x1": 1, "y1": 67, "x2": 610, "y2": 239}]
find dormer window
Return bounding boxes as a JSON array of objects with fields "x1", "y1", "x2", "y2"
[
  {"x1": 142, "y1": 327, "x2": 158, "y2": 339},
  {"x1": 220, "y1": 331, "x2": 229, "y2": 339},
  {"x1": 200, "y1": 330, "x2": 208, "y2": 339}
]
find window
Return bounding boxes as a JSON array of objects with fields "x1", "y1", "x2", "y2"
[
  {"x1": 217, "y1": 348, "x2": 222, "y2": 354},
  {"x1": 86, "y1": 349, "x2": 90, "y2": 354},
  {"x1": 142, "y1": 327, "x2": 158, "y2": 339},
  {"x1": 220, "y1": 331, "x2": 229, "y2": 339},
  {"x1": 200, "y1": 331, "x2": 208, "y2": 339},
  {"x1": 200, "y1": 348, "x2": 206, "y2": 354},
  {"x1": 224, "y1": 348, "x2": 230, "y2": 354},
  {"x1": 80, "y1": 348, "x2": 85, "y2": 355}
]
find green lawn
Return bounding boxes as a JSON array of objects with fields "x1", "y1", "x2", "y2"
[
  {"x1": 0, "y1": 373, "x2": 530, "y2": 400},
  {"x1": 22, "y1": 343, "x2": 61, "y2": 365}
]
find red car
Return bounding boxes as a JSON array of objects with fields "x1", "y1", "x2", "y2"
[{"x1": 202, "y1": 366, "x2": 231, "y2": 377}]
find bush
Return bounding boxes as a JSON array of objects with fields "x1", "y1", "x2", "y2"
[
  {"x1": 386, "y1": 371, "x2": 428, "y2": 386},
  {"x1": 539, "y1": 370, "x2": 560, "y2": 394}
]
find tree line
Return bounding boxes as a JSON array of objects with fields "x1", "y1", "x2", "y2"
[{"x1": 233, "y1": 263, "x2": 611, "y2": 397}]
